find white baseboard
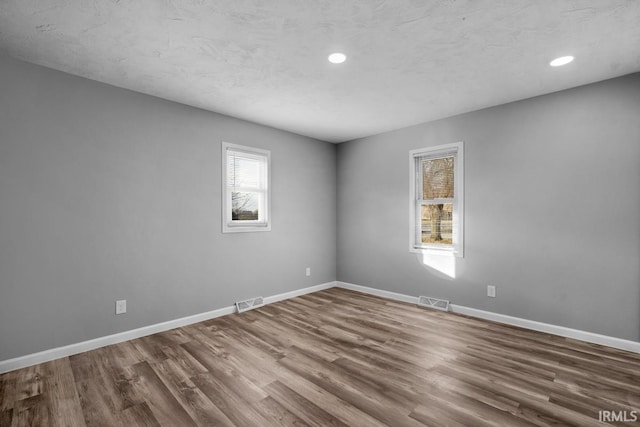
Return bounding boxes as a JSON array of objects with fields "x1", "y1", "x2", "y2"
[
  {"x1": 0, "y1": 281, "x2": 337, "y2": 374},
  {"x1": 263, "y1": 281, "x2": 336, "y2": 305},
  {"x1": 4, "y1": 279, "x2": 637, "y2": 373},
  {"x1": 448, "y1": 304, "x2": 640, "y2": 353},
  {"x1": 336, "y1": 281, "x2": 640, "y2": 354},
  {"x1": 337, "y1": 281, "x2": 420, "y2": 305}
]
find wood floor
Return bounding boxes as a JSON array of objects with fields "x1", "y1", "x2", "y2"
[{"x1": 1, "y1": 288, "x2": 639, "y2": 426}]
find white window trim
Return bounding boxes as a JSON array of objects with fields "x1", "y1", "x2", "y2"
[
  {"x1": 409, "y1": 141, "x2": 464, "y2": 257},
  {"x1": 222, "y1": 142, "x2": 271, "y2": 233}
]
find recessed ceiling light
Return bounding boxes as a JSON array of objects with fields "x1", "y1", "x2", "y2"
[
  {"x1": 328, "y1": 53, "x2": 347, "y2": 64},
  {"x1": 550, "y1": 56, "x2": 574, "y2": 67}
]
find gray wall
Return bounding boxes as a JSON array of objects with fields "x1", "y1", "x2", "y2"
[
  {"x1": 1, "y1": 54, "x2": 638, "y2": 363},
  {"x1": 0, "y1": 56, "x2": 336, "y2": 361},
  {"x1": 337, "y1": 73, "x2": 640, "y2": 341}
]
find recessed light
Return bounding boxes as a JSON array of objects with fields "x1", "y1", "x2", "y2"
[
  {"x1": 550, "y1": 56, "x2": 574, "y2": 67},
  {"x1": 328, "y1": 52, "x2": 347, "y2": 64}
]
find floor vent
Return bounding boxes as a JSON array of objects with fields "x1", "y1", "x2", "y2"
[
  {"x1": 235, "y1": 296, "x2": 264, "y2": 313},
  {"x1": 418, "y1": 296, "x2": 450, "y2": 312}
]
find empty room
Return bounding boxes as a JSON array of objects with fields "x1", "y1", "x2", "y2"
[{"x1": 1, "y1": 1, "x2": 639, "y2": 426}]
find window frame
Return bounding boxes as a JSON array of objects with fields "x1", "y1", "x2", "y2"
[
  {"x1": 409, "y1": 141, "x2": 464, "y2": 257},
  {"x1": 222, "y1": 142, "x2": 271, "y2": 233}
]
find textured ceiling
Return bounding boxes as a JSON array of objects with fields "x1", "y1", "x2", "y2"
[{"x1": 1, "y1": 1, "x2": 639, "y2": 143}]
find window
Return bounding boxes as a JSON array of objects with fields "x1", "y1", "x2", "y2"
[
  {"x1": 222, "y1": 142, "x2": 271, "y2": 233},
  {"x1": 410, "y1": 141, "x2": 464, "y2": 256}
]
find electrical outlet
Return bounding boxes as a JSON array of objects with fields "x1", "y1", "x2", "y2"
[
  {"x1": 305, "y1": 267, "x2": 311, "y2": 277},
  {"x1": 115, "y1": 299, "x2": 127, "y2": 314},
  {"x1": 487, "y1": 285, "x2": 496, "y2": 298}
]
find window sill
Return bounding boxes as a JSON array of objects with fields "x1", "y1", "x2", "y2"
[
  {"x1": 223, "y1": 224, "x2": 271, "y2": 233},
  {"x1": 410, "y1": 247, "x2": 463, "y2": 258}
]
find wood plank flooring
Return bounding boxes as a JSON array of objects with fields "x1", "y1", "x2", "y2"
[{"x1": 1, "y1": 287, "x2": 640, "y2": 426}]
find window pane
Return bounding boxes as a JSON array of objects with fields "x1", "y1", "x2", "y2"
[
  {"x1": 232, "y1": 192, "x2": 260, "y2": 220},
  {"x1": 228, "y1": 154, "x2": 261, "y2": 188},
  {"x1": 422, "y1": 157, "x2": 454, "y2": 199},
  {"x1": 421, "y1": 203, "x2": 453, "y2": 245}
]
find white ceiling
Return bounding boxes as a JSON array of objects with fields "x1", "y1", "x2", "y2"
[{"x1": 1, "y1": 1, "x2": 639, "y2": 143}]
